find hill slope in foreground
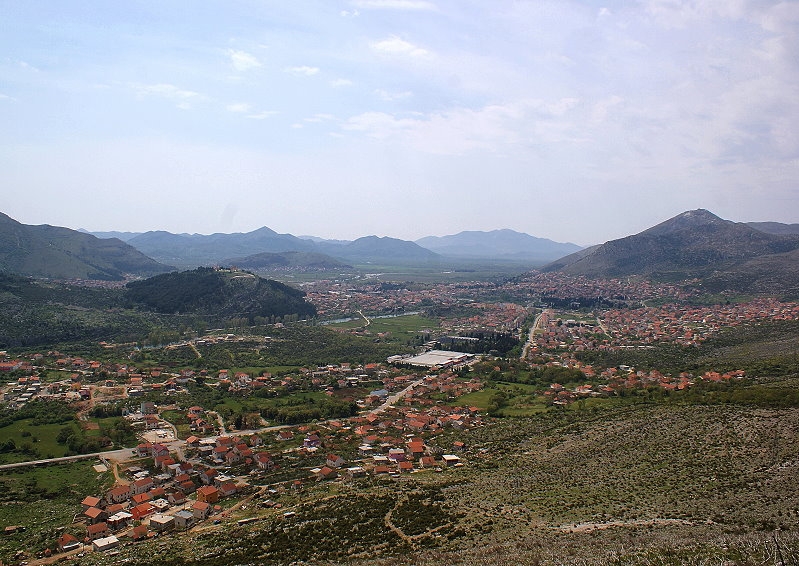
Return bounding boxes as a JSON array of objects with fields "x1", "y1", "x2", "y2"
[{"x1": 93, "y1": 399, "x2": 799, "y2": 566}]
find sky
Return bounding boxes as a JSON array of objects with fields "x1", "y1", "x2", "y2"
[{"x1": 1, "y1": 0, "x2": 798, "y2": 247}]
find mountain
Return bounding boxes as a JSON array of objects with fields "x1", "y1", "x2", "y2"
[
  {"x1": 124, "y1": 267, "x2": 316, "y2": 321},
  {"x1": 543, "y1": 209, "x2": 799, "y2": 296},
  {"x1": 318, "y1": 236, "x2": 440, "y2": 264},
  {"x1": 81, "y1": 229, "x2": 143, "y2": 242},
  {"x1": 416, "y1": 229, "x2": 582, "y2": 262},
  {"x1": 225, "y1": 251, "x2": 353, "y2": 271},
  {"x1": 127, "y1": 227, "x2": 316, "y2": 268},
  {"x1": 0, "y1": 212, "x2": 172, "y2": 281},
  {"x1": 747, "y1": 222, "x2": 799, "y2": 236}
]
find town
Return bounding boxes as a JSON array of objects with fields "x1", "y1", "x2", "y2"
[{"x1": 0, "y1": 272, "x2": 797, "y2": 563}]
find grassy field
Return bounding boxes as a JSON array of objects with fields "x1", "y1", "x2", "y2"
[
  {"x1": 0, "y1": 460, "x2": 113, "y2": 563},
  {"x1": 328, "y1": 313, "x2": 439, "y2": 337},
  {"x1": 0, "y1": 419, "x2": 71, "y2": 463}
]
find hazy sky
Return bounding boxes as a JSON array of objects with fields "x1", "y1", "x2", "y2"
[{"x1": 1, "y1": 1, "x2": 798, "y2": 246}]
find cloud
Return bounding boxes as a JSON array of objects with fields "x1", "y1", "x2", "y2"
[
  {"x1": 228, "y1": 49, "x2": 262, "y2": 72},
  {"x1": 0, "y1": 93, "x2": 16, "y2": 102},
  {"x1": 286, "y1": 66, "x2": 320, "y2": 76},
  {"x1": 340, "y1": 9, "x2": 360, "y2": 17},
  {"x1": 226, "y1": 103, "x2": 251, "y2": 113},
  {"x1": 352, "y1": 0, "x2": 436, "y2": 9},
  {"x1": 246, "y1": 111, "x2": 278, "y2": 120},
  {"x1": 132, "y1": 83, "x2": 203, "y2": 109},
  {"x1": 342, "y1": 98, "x2": 584, "y2": 155},
  {"x1": 305, "y1": 114, "x2": 336, "y2": 123},
  {"x1": 18, "y1": 61, "x2": 40, "y2": 72},
  {"x1": 371, "y1": 36, "x2": 429, "y2": 57},
  {"x1": 375, "y1": 89, "x2": 413, "y2": 101},
  {"x1": 330, "y1": 78, "x2": 353, "y2": 88}
]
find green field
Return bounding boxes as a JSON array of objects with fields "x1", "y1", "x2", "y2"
[
  {"x1": 328, "y1": 313, "x2": 439, "y2": 337},
  {"x1": 0, "y1": 419, "x2": 71, "y2": 463},
  {"x1": 0, "y1": 460, "x2": 113, "y2": 563}
]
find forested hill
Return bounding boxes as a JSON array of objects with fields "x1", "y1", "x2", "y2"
[{"x1": 124, "y1": 268, "x2": 316, "y2": 321}]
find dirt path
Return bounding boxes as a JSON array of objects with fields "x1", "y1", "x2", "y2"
[{"x1": 552, "y1": 518, "x2": 695, "y2": 533}]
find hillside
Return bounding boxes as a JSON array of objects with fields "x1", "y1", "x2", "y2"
[
  {"x1": 0, "y1": 212, "x2": 171, "y2": 281},
  {"x1": 124, "y1": 267, "x2": 317, "y2": 321},
  {"x1": 544, "y1": 209, "x2": 799, "y2": 295},
  {"x1": 747, "y1": 221, "x2": 799, "y2": 235},
  {"x1": 416, "y1": 229, "x2": 582, "y2": 262}
]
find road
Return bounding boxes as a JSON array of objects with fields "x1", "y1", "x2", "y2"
[
  {"x1": 0, "y1": 447, "x2": 136, "y2": 471},
  {"x1": 367, "y1": 377, "x2": 427, "y2": 415},
  {"x1": 520, "y1": 310, "x2": 548, "y2": 360},
  {"x1": 595, "y1": 313, "x2": 610, "y2": 337},
  {"x1": 1, "y1": 376, "x2": 427, "y2": 471}
]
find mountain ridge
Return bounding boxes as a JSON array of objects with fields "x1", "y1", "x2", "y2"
[
  {"x1": 0, "y1": 212, "x2": 172, "y2": 281},
  {"x1": 543, "y1": 209, "x2": 799, "y2": 296}
]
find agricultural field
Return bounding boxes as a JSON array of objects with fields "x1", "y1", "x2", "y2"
[{"x1": 327, "y1": 313, "x2": 440, "y2": 341}]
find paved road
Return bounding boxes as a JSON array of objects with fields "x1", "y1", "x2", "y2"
[
  {"x1": 368, "y1": 377, "x2": 427, "y2": 415},
  {"x1": 1, "y1": 377, "x2": 425, "y2": 471},
  {"x1": 0, "y1": 447, "x2": 136, "y2": 471},
  {"x1": 520, "y1": 310, "x2": 548, "y2": 360}
]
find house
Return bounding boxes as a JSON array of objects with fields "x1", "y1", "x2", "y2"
[
  {"x1": 81, "y1": 496, "x2": 102, "y2": 511},
  {"x1": 314, "y1": 466, "x2": 338, "y2": 481},
  {"x1": 167, "y1": 491, "x2": 186, "y2": 506},
  {"x1": 92, "y1": 535, "x2": 120, "y2": 552},
  {"x1": 151, "y1": 498, "x2": 170, "y2": 513},
  {"x1": 398, "y1": 461, "x2": 414, "y2": 473},
  {"x1": 191, "y1": 500, "x2": 212, "y2": 520},
  {"x1": 419, "y1": 456, "x2": 437, "y2": 468},
  {"x1": 132, "y1": 477, "x2": 154, "y2": 495},
  {"x1": 130, "y1": 525, "x2": 149, "y2": 541},
  {"x1": 200, "y1": 468, "x2": 218, "y2": 485},
  {"x1": 149, "y1": 513, "x2": 174, "y2": 533},
  {"x1": 442, "y1": 454, "x2": 461, "y2": 467},
  {"x1": 106, "y1": 485, "x2": 131, "y2": 505},
  {"x1": 83, "y1": 506, "x2": 107, "y2": 524},
  {"x1": 219, "y1": 482, "x2": 237, "y2": 497},
  {"x1": 344, "y1": 466, "x2": 366, "y2": 479},
  {"x1": 180, "y1": 480, "x2": 197, "y2": 494},
  {"x1": 151, "y1": 443, "x2": 169, "y2": 458},
  {"x1": 57, "y1": 533, "x2": 81, "y2": 552},
  {"x1": 174, "y1": 509, "x2": 195, "y2": 530},
  {"x1": 197, "y1": 485, "x2": 220, "y2": 504},
  {"x1": 276, "y1": 430, "x2": 293, "y2": 441},
  {"x1": 254, "y1": 452, "x2": 274, "y2": 471},
  {"x1": 325, "y1": 454, "x2": 345, "y2": 469},
  {"x1": 86, "y1": 522, "x2": 110, "y2": 541},
  {"x1": 131, "y1": 502, "x2": 155, "y2": 521},
  {"x1": 131, "y1": 492, "x2": 152, "y2": 506},
  {"x1": 107, "y1": 511, "x2": 133, "y2": 531}
]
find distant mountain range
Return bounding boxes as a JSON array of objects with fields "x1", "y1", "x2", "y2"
[
  {"x1": 544, "y1": 209, "x2": 799, "y2": 297},
  {"x1": 416, "y1": 229, "x2": 581, "y2": 262},
  {"x1": 0, "y1": 213, "x2": 171, "y2": 281},
  {"x1": 4, "y1": 210, "x2": 799, "y2": 298}
]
